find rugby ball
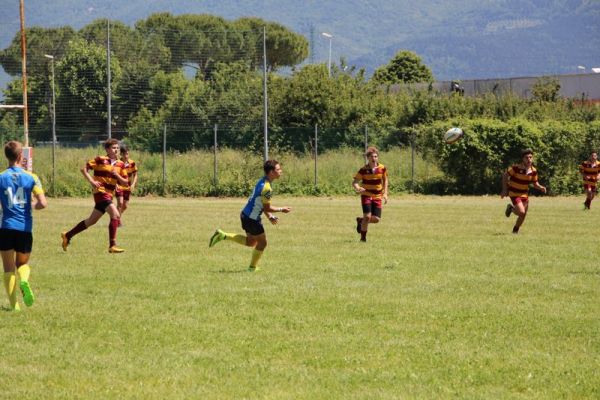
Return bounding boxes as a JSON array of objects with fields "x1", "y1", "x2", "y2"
[{"x1": 444, "y1": 127, "x2": 464, "y2": 144}]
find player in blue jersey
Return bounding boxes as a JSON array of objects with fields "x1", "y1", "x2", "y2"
[
  {"x1": 0, "y1": 141, "x2": 47, "y2": 311},
  {"x1": 209, "y1": 160, "x2": 291, "y2": 271}
]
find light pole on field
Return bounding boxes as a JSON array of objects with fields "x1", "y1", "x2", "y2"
[
  {"x1": 44, "y1": 54, "x2": 56, "y2": 194},
  {"x1": 321, "y1": 32, "x2": 333, "y2": 77}
]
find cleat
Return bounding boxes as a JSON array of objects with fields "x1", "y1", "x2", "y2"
[
  {"x1": 20, "y1": 281, "x2": 35, "y2": 307},
  {"x1": 356, "y1": 217, "x2": 362, "y2": 234},
  {"x1": 61, "y1": 232, "x2": 70, "y2": 251},
  {"x1": 209, "y1": 229, "x2": 226, "y2": 248},
  {"x1": 505, "y1": 204, "x2": 513, "y2": 218},
  {"x1": 360, "y1": 238, "x2": 367, "y2": 242},
  {"x1": 583, "y1": 202, "x2": 590, "y2": 210},
  {"x1": 108, "y1": 246, "x2": 125, "y2": 253},
  {"x1": 247, "y1": 266, "x2": 260, "y2": 272}
]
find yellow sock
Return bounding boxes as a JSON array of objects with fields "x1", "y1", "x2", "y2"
[
  {"x1": 250, "y1": 249, "x2": 264, "y2": 268},
  {"x1": 17, "y1": 264, "x2": 31, "y2": 282},
  {"x1": 225, "y1": 232, "x2": 246, "y2": 245},
  {"x1": 3, "y1": 272, "x2": 18, "y2": 309}
]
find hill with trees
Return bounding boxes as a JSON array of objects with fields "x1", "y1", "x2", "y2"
[{"x1": 1, "y1": 0, "x2": 598, "y2": 81}]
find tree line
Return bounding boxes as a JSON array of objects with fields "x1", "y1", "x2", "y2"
[{"x1": 1, "y1": 12, "x2": 599, "y2": 194}]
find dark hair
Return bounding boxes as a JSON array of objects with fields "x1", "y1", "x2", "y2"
[
  {"x1": 120, "y1": 143, "x2": 129, "y2": 153},
  {"x1": 521, "y1": 148, "x2": 533, "y2": 157},
  {"x1": 264, "y1": 159, "x2": 280, "y2": 175},
  {"x1": 4, "y1": 140, "x2": 22, "y2": 162},
  {"x1": 104, "y1": 138, "x2": 120, "y2": 149}
]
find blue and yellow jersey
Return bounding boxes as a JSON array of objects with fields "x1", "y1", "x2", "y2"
[
  {"x1": 241, "y1": 176, "x2": 272, "y2": 221},
  {"x1": 0, "y1": 166, "x2": 44, "y2": 232}
]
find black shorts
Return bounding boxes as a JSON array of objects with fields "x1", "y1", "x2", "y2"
[
  {"x1": 0, "y1": 228, "x2": 33, "y2": 253},
  {"x1": 94, "y1": 192, "x2": 114, "y2": 213},
  {"x1": 240, "y1": 212, "x2": 265, "y2": 236}
]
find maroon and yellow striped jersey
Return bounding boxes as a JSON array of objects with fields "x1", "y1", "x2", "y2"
[
  {"x1": 579, "y1": 160, "x2": 600, "y2": 187},
  {"x1": 117, "y1": 158, "x2": 138, "y2": 191},
  {"x1": 354, "y1": 163, "x2": 387, "y2": 198},
  {"x1": 507, "y1": 164, "x2": 538, "y2": 198},
  {"x1": 86, "y1": 156, "x2": 127, "y2": 195}
]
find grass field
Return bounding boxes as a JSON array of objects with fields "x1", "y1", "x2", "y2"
[{"x1": 1, "y1": 195, "x2": 599, "y2": 399}]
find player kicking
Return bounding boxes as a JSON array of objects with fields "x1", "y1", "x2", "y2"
[
  {"x1": 208, "y1": 160, "x2": 291, "y2": 271},
  {"x1": 115, "y1": 143, "x2": 138, "y2": 224},
  {"x1": 0, "y1": 141, "x2": 47, "y2": 311},
  {"x1": 61, "y1": 138, "x2": 129, "y2": 253},
  {"x1": 501, "y1": 148, "x2": 546, "y2": 234},
  {"x1": 352, "y1": 146, "x2": 388, "y2": 242},
  {"x1": 579, "y1": 151, "x2": 600, "y2": 210}
]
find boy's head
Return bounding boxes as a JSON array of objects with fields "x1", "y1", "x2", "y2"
[
  {"x1": 120, "y1": 143, "x2": 129, "y2": 158},
  {"x1": 4, "y1": 140, "x2": 23, "y2": 162},
  {"x1": 264, "y1": 159, "x2": 280, "y2": 175},
  {"x1": 104, "y1": 138, "x2": 120, "y2": 150},
  {"x1": 365, "y1": 146, "x2": 379, "y2": 158},
  {"x1": 520, "y1": 148, "x2": 533, "y2": 158}
]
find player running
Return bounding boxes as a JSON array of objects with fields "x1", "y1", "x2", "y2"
[
  {"x1": 352, "y1": 146, "x2": 388, "y2": 242},
  {"x1": 115, "y1": 143, "x2": 138, "y2": 222},
  {"x1": 579, "y1": 151, "x2": 600, "y2": 210},
  {"x1": 61, "y1": 138, "x2": 129, "y2": 253},
  {"x1": 208, "y1": 160, "x2": 291, "y2": 272},
  {"x1": 501, "y1": 148, "x2": 547, "y2": 234},
  {"x1": 0, "y1": 141, "x2": 47, "y2": 311}
]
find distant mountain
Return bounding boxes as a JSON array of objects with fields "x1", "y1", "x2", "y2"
[{"x1": 1, "y1": 0, "x2": 599, "y2": 97}]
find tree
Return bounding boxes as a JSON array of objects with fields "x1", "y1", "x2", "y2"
[
  {"x1": 0, "y1": 26, "x2": 76, "y2": 77},
  {"x1": 372, "y1": 50, "x2": 434, "y2": 84},
  {"x1": 233, "y1": 17, "x2": 309, "y2": 71},
  {"x1": 531, "y1": 76, "x2": 561, "y2": 102},
  {"x1": 56, "y1": 38, "x2": 122, "y2": 129},
  {"x1": 79, "y1": 19, "x2": 172, "y2": 128}
]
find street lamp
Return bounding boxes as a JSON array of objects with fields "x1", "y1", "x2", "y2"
[
  {"x1": 321, "y1": 32, "x2": 333, "y2": 77},
  {"x1": 44, "y1": 54, "x2": 56, "y2": 194}
]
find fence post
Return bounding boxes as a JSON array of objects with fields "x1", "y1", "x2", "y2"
[
  {"x1": 162, "y1": 124, "x2": 167, "y2": 195},
  {"x1": 314, "y1": 123, "x2": 318, "y2": 190},
  {"x1": 364, "y1": 125, "x2": 368, "y2": 164},
  {"x1": 213, "y1": 123, "x2": 218, "y2": 190},
  {"x1": 262, "y1": 26, "x2": 269, "y2": 162},
  {"x1": 411, "y1": 129, "x2": 416, "y2": 187}
]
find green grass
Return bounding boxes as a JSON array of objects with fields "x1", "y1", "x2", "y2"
[
  {"x1": 31, "y1": 146, "x2": 441, "y2": 197},
  {"x1": 1, "y1": 195, "x2": 599, "y2": 399}
]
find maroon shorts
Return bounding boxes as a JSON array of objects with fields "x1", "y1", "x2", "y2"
[
  {"x1": 93, "y1": 192, "x2": 114, "y2": 213},
  {"x1": 510, "y1": 196, "x2": 529, "y2": 206},
  {"x1": 583, "y1": 184, "x2": 597, "y2": 193},
  {"x1": 361, "y1": 196, "x2": 383, "y2": 218},
  {"x1": 117, "y1": 190, "x2": 131, "y2": 202}
]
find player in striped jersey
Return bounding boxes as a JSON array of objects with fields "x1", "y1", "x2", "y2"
[
  {"x1": 501, "y1": 148, "x2": 546, "y2": 234},
  {"x1": 116, "y1": 143, "x2": 138, "y2": 221},
  {"x1": 208, "y1": 160, "x2": 291, "y2": 271},
  {"x1": 1, "y1": 141, "x2": 47, "y2": 311},
  {"x1": 61, "y1": 139, "x2": 129, "y2": 253},
  {"x1": 579, "y1": 151, "x2": 600, "y2": 210},
  {"x1": 352, "y1": 146, "x2": 388, "y2": 242}
]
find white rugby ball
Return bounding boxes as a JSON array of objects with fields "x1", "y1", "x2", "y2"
[{"x1": 444, "y1": 127, "x2": 463, "y2": 144}]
